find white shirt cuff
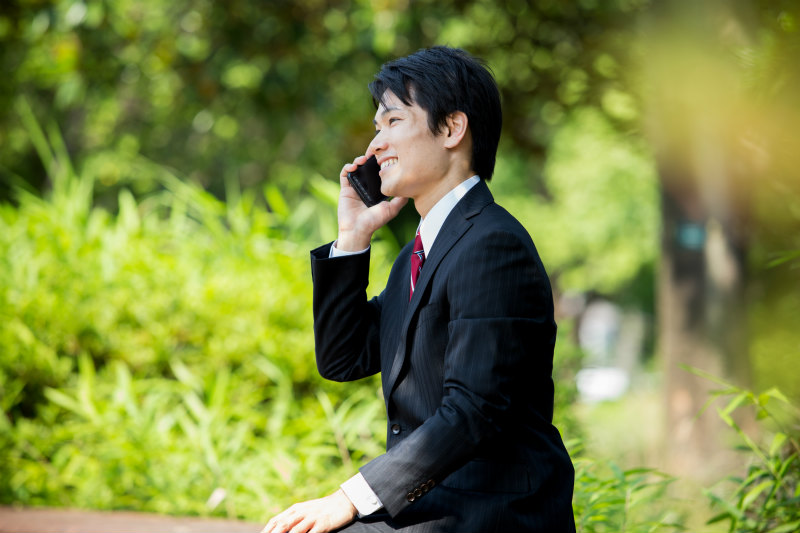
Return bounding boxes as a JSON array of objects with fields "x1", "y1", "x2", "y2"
[
  {"x1": 329, "y1": 240, "x2": 370, "y2": 258},
  {"x1": 340, "y1": 473, "x2": 383, "y2": 517}
]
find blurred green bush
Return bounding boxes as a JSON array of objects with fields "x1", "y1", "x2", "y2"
[
  {"x1": 0, "y1": 137, "x2": 394, "y2": 517},
  {"x1": 1, "y1": 109, "x2": 795, "y2": 531},
  {"x1": 0, "y1": 124, "x2": 580, "y2": 520},
  {"x1": 699, "y1": 371, "x2": 800, "y2": 533}
]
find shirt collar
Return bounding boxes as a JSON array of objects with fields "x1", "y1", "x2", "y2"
[{"x1": 418, "y1": 175, "x2": 480, "y2": 255}]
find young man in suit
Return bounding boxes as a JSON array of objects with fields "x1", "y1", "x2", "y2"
[{"x1": 263, "y1": 46, "x2": 575, "y2": 533}]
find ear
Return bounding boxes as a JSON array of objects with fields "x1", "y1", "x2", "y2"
[{"x1": 442, "y1": 111, "x2": 469, "y2": 149}]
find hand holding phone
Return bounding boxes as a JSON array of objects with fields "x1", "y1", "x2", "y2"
[
  {"x1": 346, "y1": 155, "x2": 389, "y2": 207},
  {"x1": 336, "y1": 155, "x2": 406, "y2": 252}
]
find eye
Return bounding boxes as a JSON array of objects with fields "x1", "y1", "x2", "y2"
[
  {"x1": 373, "y1": 129, "x2": 381, "y2": 137},
  {"x1": 388, "y1": 117, "x2": 400, "y2": 125}
]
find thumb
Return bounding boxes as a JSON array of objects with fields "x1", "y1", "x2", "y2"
[{"x1": 384, "y1": 196, "x2": 409, "y2": 217}]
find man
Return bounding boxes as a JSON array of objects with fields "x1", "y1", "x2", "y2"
[{"x1": 263, "y1": 46, "x2": 575, "y2": 533}]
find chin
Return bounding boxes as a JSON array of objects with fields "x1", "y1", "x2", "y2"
[
  {"x1": 379, "y1": 169, "x2": 403, "y2": 197},
  {"x1": 379, "y1": 181, "x2": 396, "y2": 198}
]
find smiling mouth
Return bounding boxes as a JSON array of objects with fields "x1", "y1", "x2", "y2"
[{"x1": 380, "y1": 158, "x2": 398, "y2": 170}]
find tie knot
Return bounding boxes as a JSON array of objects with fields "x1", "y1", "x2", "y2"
[
  {"x1": 410, "y1": 230, "x2": 425, "y2": 300},
  {"x1": 412, "y1": 230, "x2": 425, "y2": 259}
]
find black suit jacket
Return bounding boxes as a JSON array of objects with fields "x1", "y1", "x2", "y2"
[{"x1": 311, "y1": 180, "x2": 575, "y2": 532}]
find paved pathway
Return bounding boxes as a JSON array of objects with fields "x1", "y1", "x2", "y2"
[{"x1": 0, "y1": 506, "x2": 262, "y2": 533}]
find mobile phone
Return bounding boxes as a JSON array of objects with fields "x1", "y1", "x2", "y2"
[{"x1": 346, "y1": 155, "x2": 389, "y2": 207}]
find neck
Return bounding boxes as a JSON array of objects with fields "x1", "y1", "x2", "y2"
[{"x1": 414, "y1": 168, "x2": 476, "y2": 218}]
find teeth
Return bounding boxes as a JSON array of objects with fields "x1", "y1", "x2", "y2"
[{"x1": 380, "y1": 158, "x2": 398, "y2": 170}]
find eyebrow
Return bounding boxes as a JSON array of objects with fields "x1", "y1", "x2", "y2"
[{"x1": 373, "y1": 106, "x2": 402, "y2": 125}]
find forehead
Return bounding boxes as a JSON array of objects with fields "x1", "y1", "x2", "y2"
[
  {"x1": 377, "y1": 90, "x2": 404, "y2": 110},
  {"x1": 373, "y1": 90, "x2": 422, "y2": 122}
]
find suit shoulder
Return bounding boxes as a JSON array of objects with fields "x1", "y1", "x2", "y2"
[
  {"x1": 463, "y1": 201, "x2": 554, "y2": 282},
  {"x1": 474, "y1": 201, "x2": 536, "y2": 246}
]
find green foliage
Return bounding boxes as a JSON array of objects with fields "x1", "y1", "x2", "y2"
[
  {"x1": 693, "y1": 370, "x2": 800, "y2": 533},
  {"x1": 496, "y1": 107, "x2": 659, "y2": 294},
  {"x1": 551, "y1": 320, "x2": 585, "y2": 443},
  {"x1": 1, "y1": 0, "x2": 664, "y2": 319},
  {"x1": 1, "y1": 1, "x2": 797, "y2": 523},
  {"x1": 0, "y1": 116, "x2": 579, "y2": 520},
  {"x1": 0, "y1": 106, "x2": 796, "y2": 533},
  {"x1": 750, "y1": 248, "x2": 800, "y2": 403},
  {"x1": 0, "y1": 0, "x2": 646, "y2": 207},
  {"x1": 572, "y1": 447, "x2": 683, "y2": 533},
  {"x1": 0, "y1": 129, "x2": 392, "y2": 519},
  {"x1": 1, "y1": 354, "x2": 386, "y2": 519}
]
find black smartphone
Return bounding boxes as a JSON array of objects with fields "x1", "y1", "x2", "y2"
[{"x1": 346, "y1": 155, "x2": 389, "y2": 207}]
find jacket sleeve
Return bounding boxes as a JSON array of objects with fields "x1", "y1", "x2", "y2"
[
  {"x1": 310, "y1": 242, "x2": 384, "y2": 382},
  {"x1": 359, "y1": 229, "x2": 557, "y2": 516}
]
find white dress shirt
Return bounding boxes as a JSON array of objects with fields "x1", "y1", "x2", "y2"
[
  {"x1": 331, "y1": 175, "x2": 480, "y2": 259},
  {"x1": 331, "y1": 175, "x2": 480, "y2": 515}
]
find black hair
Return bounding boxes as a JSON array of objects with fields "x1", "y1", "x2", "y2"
[{"x1": 368, "y1": 46, "x2": 502, "y2": 181}]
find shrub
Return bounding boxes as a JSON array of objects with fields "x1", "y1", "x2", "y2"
[
  {"x1": 0, "y1": 115, "x2": 586, "y2": 520},
  {"x1": 571, "y1": 440, "x2": 683, "y2": 533},
  {"x1": 0, "y1": 136, "x2": 390, "y2": 519},
  {"x1": 699, "y1": 370, "x2": 800, "y2": 533}
]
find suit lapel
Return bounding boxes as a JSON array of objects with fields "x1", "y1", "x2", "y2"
[
  {"x1": 385, "y1": 180, "x2": 495, "y2": 394},
  {"x1": 379, "y1": 242, "x2": 411, "y2": 366}
]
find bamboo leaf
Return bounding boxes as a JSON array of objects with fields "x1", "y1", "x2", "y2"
[
  {"x1": 770, "y1": 520, "x2": 800, "y2": 533},
  {"x1": 770, "y1": 433, "x2": 788, "y2": 457},
  {"x1": 705, "y1": 511, "x2": 732, "y2": 525},
  {"x1": 761, "y1": 387, "x2": 791, "y2": 406},
  {"x1": 44, "y1": 387, "x2": 84, "y2": 417},
  {"x1": 170, "y1": 360, "x2": 203, "y2": 391},
  {"x1": 766, "y1": 250, "x2": 800, "y2": 268},
  {"x1": 741, "y1": 479, "x2": 774, "y2": 509}
]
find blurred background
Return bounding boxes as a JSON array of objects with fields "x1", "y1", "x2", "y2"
[{"x1": 1, "y1": 0, "x2": 798, "y2": 531}]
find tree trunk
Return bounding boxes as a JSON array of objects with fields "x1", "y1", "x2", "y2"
[
  {"x1": 641, "y1": 0, "x2": 757, "y2": 481},
  {"x1": 658, "y1": 158, "x2": 751, "y2": 480}
]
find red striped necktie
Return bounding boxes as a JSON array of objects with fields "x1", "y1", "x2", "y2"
[{"x1": 409, "y1": 230, "x2": 425, "y2": 300}]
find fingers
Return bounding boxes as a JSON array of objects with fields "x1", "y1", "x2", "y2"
[
  {"x1": 261, "y1": 491, "x2": 356, "y2": 533},
  {"x1": 289, "y1": 517, "x2": 314, "y2": 533},
  {"x1": 339, "y1": 155, "x2": 369, "y2": 181},
  {"x1": 374, "y1": 196, "x2": 408, "y2": 221},
  {"x1": 364, "y1": 196, "x2": 406, "y2": 227},
  {"x1": 340, "y1": 164, "x2": 353, "y2": 183},
  {"x1": 337, "y1": 155, "x2": 404, "y2": 247},
  {"x1": 386, "y1": 195, "x2": 409, "y2": 213},
  {"x1": 308, "y1": 523, "x2": 327, "y2": 533},
  {"x1": 261, "y1": 506, "x2": 304, "y2": 533}
]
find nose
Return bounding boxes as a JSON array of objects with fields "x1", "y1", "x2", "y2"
[{"x1": 366, "y1": 131, "x2": 387, "y2": 158}]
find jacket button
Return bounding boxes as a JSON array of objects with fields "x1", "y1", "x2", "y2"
[
  {"x1": 406, "y1": 492, "x2": 415, "y2": 502},
  {"x1": 391, "y1": 424, "x2": 401, "y2": 435},
  {"x1": 414, "y1": 488, "x2": 423, "y2": 498}
]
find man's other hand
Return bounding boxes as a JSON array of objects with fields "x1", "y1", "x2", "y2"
[{"x1": 261, "y1": 489, "x2": 358, "y2": 533}]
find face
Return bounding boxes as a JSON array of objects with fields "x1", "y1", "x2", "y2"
[{"x1": 367, "y1": 90, "x2": 451, "y2": 206}]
